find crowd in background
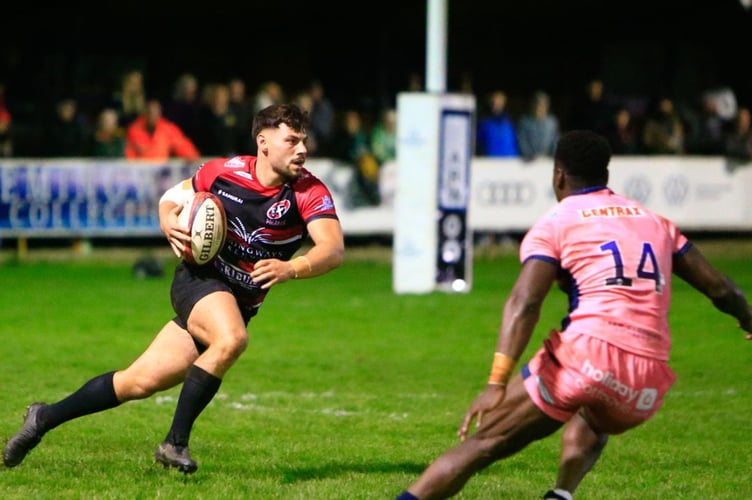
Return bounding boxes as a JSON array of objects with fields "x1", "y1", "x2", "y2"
[{"x1": 1, "y1": 70, "x2": 752, "y2": 209}]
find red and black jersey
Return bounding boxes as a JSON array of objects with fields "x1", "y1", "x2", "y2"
[{"x1": 191, "y1": 155, "x2": 338, "y2": 299}]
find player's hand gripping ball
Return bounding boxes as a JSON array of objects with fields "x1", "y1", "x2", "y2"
[{"x1": 178, "y1": 192, "x2": 227, "y2": 265}]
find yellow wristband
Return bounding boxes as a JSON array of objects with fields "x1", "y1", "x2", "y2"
[
  {"x1": 488, "y1": 352, "x2": 517, "y2": 386},
  {"x1": 292, "y1": 256, "x2": 313, "y2": 279}
]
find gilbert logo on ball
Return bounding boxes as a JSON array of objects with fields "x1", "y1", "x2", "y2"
[{"x1": 179, "y1": 192, "x2": 227, "y2": 265}]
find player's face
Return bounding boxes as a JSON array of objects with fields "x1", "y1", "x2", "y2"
[{"x1": 264, "y1": 124, "x2": 308, "y2": 181}]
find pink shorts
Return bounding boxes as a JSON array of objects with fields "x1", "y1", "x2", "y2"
[{"x1": 522, "y1": 330, "x2": 676, "y2": 434}]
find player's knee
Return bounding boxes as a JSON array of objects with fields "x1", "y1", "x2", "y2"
[{"x1": 212, "y1": 329, "x2": 249, "y2": 361}]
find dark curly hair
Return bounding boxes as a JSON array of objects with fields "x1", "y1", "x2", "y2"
[
  {"x1": 554, "y1": 130, "x2": 611, "y2": 185},
  {"x1": 252, "y1": 103, "x2": 309, "y2": 138}
]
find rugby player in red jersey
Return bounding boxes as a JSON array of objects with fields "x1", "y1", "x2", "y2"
[{"x1": 4, "y1": 104, "x2": 344, "y2": 474}]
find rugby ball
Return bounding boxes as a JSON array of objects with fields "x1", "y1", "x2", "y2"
[{"x1": 178, "y1": 192, "x2": 227, "y2": 265}]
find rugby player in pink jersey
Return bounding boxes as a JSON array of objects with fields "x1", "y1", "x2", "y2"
[{"x1": 397, "y1": 130, "x2": 752, "y2": 500}]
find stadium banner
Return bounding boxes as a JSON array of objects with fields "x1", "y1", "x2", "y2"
[
  {"x1": 387, "y1": 156, "x2": 752, "y2": 234},
  {"x1": 0, "y1": 160, "x2": 196, "y2": 237},
  {"x1": 1, "y1": 156, "x2": 751, "y2": 238}
]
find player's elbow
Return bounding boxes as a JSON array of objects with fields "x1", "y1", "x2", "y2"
[
  {"x1": 709, "y1": 276, "x2": 746, "y2": 313},
  {"x1": 505, "y1": 291, "x2": 544, "y2": 322},
  {"x1": 705, "y1": 275, "x2": 737, "y2": 303},
  {"x1": 327, "y1": 244, "x2": 345, "y2": 271}
]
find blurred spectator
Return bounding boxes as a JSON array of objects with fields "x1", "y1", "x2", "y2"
[
  {"x1": 517, "y1": 90, "x2": 560, "y2": 161},
  {"x1": 685, "y1": 91, "x2": 726, "y2": 155},
  {"x1": 43, "y1": 97, "x2": 92, "y2": 157},
  {"x1": 91, "y1": 108, "x2": 126, "y2": 157},
  {"x1": 162, "y1": 72, "x2": 201, "y2": 144},
  {"x1": 227, "y1": 77, "x2": 254, "y2": 154},
  {"x1": 194, "y1": 83, "x2": 240, "y2": 157},
  {"x1": 308, "y1": 80, "x2": 336, "y2": 156},
  {"x1": 706, "y1": 85, "x2": 738, "y2": 122},
  {"x1": 293, "y1": 91, "x2": 319, "y2": 156},
  {"x1": 569, "y1": 78, "x2": 613, "y2": 136},
  {"x1": 604, "y1": 106, "x2": 643, "y2": 155},
  {"x1": 370, "y1": 107, "x2": 397, "y2": 165},
  {"x1": 125, "y1": 98, "x2": 200, "y2": 161},
  {"x1": 642, "y1": 96, "x2": 685, "y2": 154},
  {"x1": 332, "y1": 109, "x2": 380, "y2": 207},
  {"x1": 0, "y1": 107, "x2": 12, "y2": 157},
  {"x1": 459, "y1": 70, "x2": 475, "y2": 95},
  {"x1": 406, "y1": 71, "x2": 423, "y2": 91},
  {"x1": 724, "y1": 107, "x2": 752, "y2": 162},
  {"x1": 110, "y1": 69, "x2": 146, "y2": 127},
  {"x1": 475, "y1": 90, "x2": 519, "y2": 157},
  {"x1": 0, "y1": 83, "x2": 13, "y2": 157},
  {"x1": 253, "y1": 81, "x2": 285, "y2": 114}
]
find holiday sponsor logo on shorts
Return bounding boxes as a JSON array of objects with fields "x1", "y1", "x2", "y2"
[
  {"x1": 634, "y1": 388, "x2": 657, "y2": 410},
  {"x1": 578, "y1": 359, "x2": 657, "y2": 411}
]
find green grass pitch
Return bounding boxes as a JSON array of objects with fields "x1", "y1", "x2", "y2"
[{"x1": 0, "y1": 241, "x2": 750, "y2": 499}]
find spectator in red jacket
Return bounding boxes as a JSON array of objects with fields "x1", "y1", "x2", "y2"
[{"x1": 125, "y1": 98, "x2": 201, "y2": 161}]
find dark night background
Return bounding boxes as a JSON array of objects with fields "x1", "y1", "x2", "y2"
[{"x1": 3, "y1": 0, "x2": 752, "y2": 128}]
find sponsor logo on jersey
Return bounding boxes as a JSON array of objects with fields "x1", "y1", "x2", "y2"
[
  {"x1": 218, "y1": 189, "x2": 244, "y2": 204},
  {"x1": 314, "y1": 195, "x2": 335, "y2": 212},
  {"x1": 579, "y1": 205, "x2": 644, "y2": 218},
  {"x1": 213, "y1": 259, "x2": 260, "y2": 289},
  {"x1": 267, "y1": 200, "x2": 291, "y2": 220},
  {"x1": 224, "y1": 157, "x2": 246, "y2": 168},
  {"x1": 230, "y1": 222, "x2": 301, "y2": 246},
  {"x1": 233, "y1": 171, "x2": 255, "y2": 181}
]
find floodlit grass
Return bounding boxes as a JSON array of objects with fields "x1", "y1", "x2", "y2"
[{"x1": 0, "y1": 241, "x2": 750, "y2": 499}]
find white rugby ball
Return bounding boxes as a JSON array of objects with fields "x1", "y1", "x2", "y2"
[{"x1": 178, "y1": 191, "x2": 227, "y2": 265}]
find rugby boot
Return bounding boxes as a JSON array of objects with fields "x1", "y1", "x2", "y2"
[
  {"x1": 3, "y1": 402, "x2": 47, "y2": 467},
  {"x1": 543, "y1": 490, "x2": 571, "y2": 500},
  {"x1": 154, "y1": 442, "x2": 198, "y2": 474}
]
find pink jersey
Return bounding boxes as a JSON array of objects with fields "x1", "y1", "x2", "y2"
[{"x1": 521, "y1": 187, "x2": 690, "y2": 360}]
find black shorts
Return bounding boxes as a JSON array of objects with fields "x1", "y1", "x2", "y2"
[{"x1": 170, "y1": 261, "x2": 260, "y2": 332}]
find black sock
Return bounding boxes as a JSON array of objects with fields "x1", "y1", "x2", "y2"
[
  {"x1": 165, "y1": 365, "x2": 222, "y2": 447},
  {"x1": 39, "y1": 371, "x2": 121, "y2": 431},
  {"x1": 395, "y1": 492, "x2": 419, "y2": 500}
]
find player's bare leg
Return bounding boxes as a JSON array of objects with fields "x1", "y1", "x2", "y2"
[
  {"x1": 551, "y1": 410, "x2": 608, "y2": 495},
  {"x1": 3, "y1": 321, "x2": 198, "y2": 468},
  {"x1": 155, "y1": 291, "x2": 248, "y2": 474},
  {"x1": 404, "y1": 377, "x2": 563, "y2": 500},
  {"x1": 185, "y1": 291, "x2": 249, "y2": 378}
]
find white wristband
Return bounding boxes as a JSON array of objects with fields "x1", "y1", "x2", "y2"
[{"x1": 159, "y1": 180, "x2": 194, "y2": 206}]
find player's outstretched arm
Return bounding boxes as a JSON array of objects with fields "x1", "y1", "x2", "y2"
[
  {"x1": 458, "y1": 258, "x2": 559, "y2": 441},
  {"x1": 673, "y1": 245, "x2": 752, "y2": 338},
  {"x1": 251, "y1": 217, "x2": 345, "y2": 289},
  {"x1": 295, "y1": 217, "x2": 345, "y2": 277}
]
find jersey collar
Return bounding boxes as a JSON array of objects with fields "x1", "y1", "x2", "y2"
[{"x1": 572, "y1": 185, "x2": 611, "y2": 196}]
